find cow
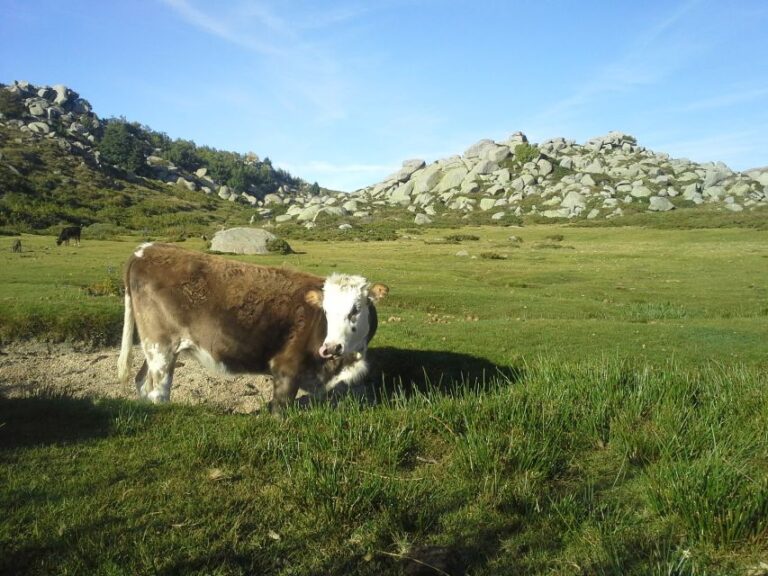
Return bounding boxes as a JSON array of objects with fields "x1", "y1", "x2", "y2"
[
  {"x1": 117, "y1": 243, "x2": 389, "y2": 412},
  {"x1": 56, "y1": 226, "x2": 81, "y2": 246},
  {"x1": 11, "y1": 239, "x2": 21, "y2": 253}
]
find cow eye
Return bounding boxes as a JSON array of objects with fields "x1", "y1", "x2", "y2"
[{"x1": 348, "y1": 305, "x2": 359, "y2": 320}]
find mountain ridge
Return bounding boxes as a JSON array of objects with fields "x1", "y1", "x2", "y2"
[{"x1": 1, "y1": 80, "x2": 766, "y2": 234}]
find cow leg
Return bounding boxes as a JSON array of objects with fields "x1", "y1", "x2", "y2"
[
  {"x1": 135, "y1": 360, "x2": 150, "y2": 397},
  {"x1": 268, "y1": 371, "x2": 301, "y2": 414},
  {"x1": 142, "y1": 343, "x2": 177, "y2": 403}
]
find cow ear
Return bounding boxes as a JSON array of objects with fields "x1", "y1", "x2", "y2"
[
  {"x1": 368, "y1": 283, "x2": 389, "y2": 303},
  {"x1": 305, "y1": 289, "x2": 323, "y2": 307}
]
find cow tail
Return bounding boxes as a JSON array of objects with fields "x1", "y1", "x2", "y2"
[{"x1": 117, "y1": 262, "x2": 135, "y2": 384}]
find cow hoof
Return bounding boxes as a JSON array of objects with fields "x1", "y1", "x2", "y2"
[{"x1": 147, "y1": 390, "x2": 169, "y2": 404}]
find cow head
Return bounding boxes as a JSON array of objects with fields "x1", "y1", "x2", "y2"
[{"x1": 306, "y1": 273, "x2": 389, "y2": 359}]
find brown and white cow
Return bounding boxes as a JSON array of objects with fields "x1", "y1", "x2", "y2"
[{"x1": 117, "y1": 243, "x2": 388, "y2": 411}]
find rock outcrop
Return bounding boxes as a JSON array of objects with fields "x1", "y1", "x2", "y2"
[
  {"x1": 0, "y1": 80, "x2": 303, "y2": 207},
  {"x1": 2, "y1": 80, "x2": 765, "y2": 228},
  {"x1": 246, "y1": 131, "x2": 765, "y2": 229},
  {"x1": 339, "y1": 130, "x2": 766, "y2": 223}
]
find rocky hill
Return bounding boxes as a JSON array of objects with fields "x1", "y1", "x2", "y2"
[
  {"x1": 1, "y1": 80, "x2": 766, "y2": 234},
  {"x1": 263, "y1": 131, "x2": 768, "y2": 228},
  {"x1": 0, "y1": 80, "x2": 306, "y2": 233}
]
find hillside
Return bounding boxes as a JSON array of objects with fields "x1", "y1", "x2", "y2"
[
  {"x1": 0, "y1": 80, "x2": 309, "y2": 236},
  {"x1": 343, "y1": 132, "x2": 768, "y2": 226},
  {"x1": 1, "y1": 80, "x2": 767, "y2": 238}
]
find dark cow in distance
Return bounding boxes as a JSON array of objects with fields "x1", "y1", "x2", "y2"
[
  {"x1": 56, "y1": 226, "x2": 81, "y2": 246},
  {"x1": 117, "y1": 243, "x2": 389, "y2": 411},
  {"x1": 11, "y1": 239, "x2": 21, "y2": 253}
]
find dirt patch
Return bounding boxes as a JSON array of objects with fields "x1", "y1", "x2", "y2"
[{"x1": 0, "y1": 341, "x2": 274, "y2": 413}]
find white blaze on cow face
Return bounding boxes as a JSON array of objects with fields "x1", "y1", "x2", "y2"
[{"x1": 318, "y1": 274, "x2": 371, "y2": 359}]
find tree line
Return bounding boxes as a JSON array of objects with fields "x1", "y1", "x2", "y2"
[{"x1": 96, "y1": 118, "x2": 301, "y2": 199}]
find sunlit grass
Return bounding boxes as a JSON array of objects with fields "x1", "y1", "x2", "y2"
[{"x1": 1, "y1": 224, "x2": 768, "y2": 574}]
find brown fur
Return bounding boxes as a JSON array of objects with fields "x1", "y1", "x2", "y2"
[{"x1": 122, "y1": 243, "x2": 373, "y2": 410}]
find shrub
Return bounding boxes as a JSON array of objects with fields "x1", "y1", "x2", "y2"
[
  {"x1": 84, "y1": 276, "x2": 123, "y2": 297},
  {"x1": 84, "y1": 223, "x2": 130, "y2": 240},
  {"x1": 514, "y1": 142, "x2": 539, "y2": 164},
  {"x1": 444, "y1": 234, "x2": 480, "y2": 242},
  {"x1": 98, "y1": 121, "x2": 150, "y2": 175},
  {"x1": 0, "y1": 90, "x2": 25, "y2": 119},
  {"x1": 266, "y1": 237, "x2": 294, "y2": 254}
]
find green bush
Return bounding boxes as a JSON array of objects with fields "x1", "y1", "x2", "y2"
[
  {"x1": 514, "y1": 142, "x2": 539, "y2": 164},
  {"x1": 97, "y1": 120, "x2": 151, "y2": 175},
  {"x1": 0, "y1": 90, "x2": 25, "y2": 119},
  {"x1": 444, "y1": 234, "x2": 480, "y2": 242},
  {"x1": 266, "y1": 237, "x2": 294, "y2": 254}
]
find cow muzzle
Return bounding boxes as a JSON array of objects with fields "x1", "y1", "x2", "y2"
[{"x1": 319, "y1": 343, "x2": 343, "y2": 359}]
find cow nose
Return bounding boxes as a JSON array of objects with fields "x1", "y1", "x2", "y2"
[{"x1": 320, "y1": 343, "x2": 343, "y2": 358}]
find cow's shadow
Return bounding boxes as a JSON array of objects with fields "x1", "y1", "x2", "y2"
[
  {"x1": 0, "y1": 394, "x2": 133, "y2": 449},
  {"x1": 355, "y1": 346, "x2": 521, "y2": 402}
]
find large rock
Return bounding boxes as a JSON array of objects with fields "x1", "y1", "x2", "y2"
[
  {"x1": 52, "y1": 84, "x2": 71, "y2": 106},
  {"x1": 27, "y1": 121, "x2": 51, "y2": 134},
  {"x1": 412, "y1": 164, "x2": 443, "y2": 193},
  {"x1": 389, "y1": 181, "x2": 414, "y2": 205},
  {"x1": 648, "y1": 196, "x2": 675, "y2": 211},
  {"x1": 464, "y1": 139, "x2": 497, "y2": 158},
  {"x1": 210, "y1": 227, "x2": 279, "y2": 255},
  {"x1": 561, "y1": 191, "x2": 587, "y2": 210},
  {"x1": 436, "y1": 167, "x2": 469, "y2": 192},
  {"x1": 387, "y1": 159, "x2": 426, "y2": 183},
  {"x1": 297, "y1": 205, "x2": 322, "y2": 222}
]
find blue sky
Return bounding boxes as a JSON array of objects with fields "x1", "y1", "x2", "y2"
[{"x1": 2, "y1": 0, "x2": 767, "y2": 191}]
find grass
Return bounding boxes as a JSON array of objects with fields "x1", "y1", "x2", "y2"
[
  {"x1": 1, "y1": 224, "x2": 768, "y2": 574},
  {"x1": 2, "y1": 362, "x2": 767, "y2": 575},
  {"x1": 3, "y1": 225, "x2": 767, "y2": 365}
]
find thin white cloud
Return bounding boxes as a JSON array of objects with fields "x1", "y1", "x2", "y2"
[
  {"x1": 160, "y1": 0, "x2": 283, "y2": 55},
  {"x1": 534, "y1": 0, "x2": 704, "y2": 124},
  {"x1": 159, "y1": 0, "x2": 360, "y2": 122},
  {"x1": 681, "y1": 86, "x2": 768, "y2": 112}
]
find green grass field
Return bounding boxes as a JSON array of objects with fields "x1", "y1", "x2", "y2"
[{"x1": 1, "y1": 225, "x2": 767, "y2": 575}]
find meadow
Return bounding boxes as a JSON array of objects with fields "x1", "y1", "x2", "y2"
[{"x1": 1, "y1": 224, "x2": 767, "y2": 575}]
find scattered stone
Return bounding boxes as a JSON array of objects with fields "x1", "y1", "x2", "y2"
[{"x1": 648, "y1": 196, "x2": 675, "y2": 212}]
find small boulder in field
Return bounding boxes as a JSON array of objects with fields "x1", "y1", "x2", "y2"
[{"x1": 210, "y1": 227, "x2": 292, "y2": 255}]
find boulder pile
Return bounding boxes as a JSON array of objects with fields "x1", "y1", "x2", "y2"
[
  {"x1": 263, "y1": 131, "x2": 766, "y2": 226},
  {"x1": 3, "y1": 81, "x2": 766, "y2": 226}
]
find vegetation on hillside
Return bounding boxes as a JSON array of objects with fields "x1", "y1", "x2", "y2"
[
  {"x1": 0, "y1": 123, "x2": 258, "y2": 235},
  {"x1": 0, "y1": 112, "x2": 304, "y2": 235},
  {"x1": 94, "y1": 117, "x2": 300, "y2": 195}
]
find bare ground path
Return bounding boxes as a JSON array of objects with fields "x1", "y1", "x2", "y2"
[{"x1": 0, "y1": 341, "x2": 274, "y2": 413}]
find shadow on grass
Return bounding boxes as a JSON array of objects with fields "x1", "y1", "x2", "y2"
[
  {"x1": 0, "y1": 393, "x2": 128, "y2": 449},
  {"x1": 365, "y1": 346, "x2": 522, "y2": 399}
]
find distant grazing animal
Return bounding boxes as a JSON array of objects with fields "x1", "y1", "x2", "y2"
[
  {"x1": 11, "y1": 239, "x2": 21, "y2": 253},
  {"x1": 117, "y1": 243, "x2": 389, "y2": 412},
  {"x1": 56, "y1": 226, "x2": 81, "y2": 246}
]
